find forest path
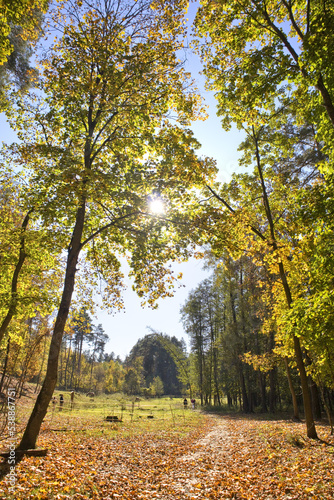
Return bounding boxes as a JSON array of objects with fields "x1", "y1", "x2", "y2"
[
  {"x1": 170, "y1": 414, "x2": 232, "y2": 498},
  {"x1": 161, "y1": 413, "x2": 333, "y2": 500}
]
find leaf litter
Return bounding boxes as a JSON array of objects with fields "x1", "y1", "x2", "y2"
[{"x1": 0, "y1": 413, "x2": 333, "y2": 499}]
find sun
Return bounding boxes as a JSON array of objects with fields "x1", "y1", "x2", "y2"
[{"x1": 149, "y1": 199, "x2": 165, "y2": 214}]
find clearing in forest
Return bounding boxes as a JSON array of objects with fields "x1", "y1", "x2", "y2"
[{"x1": 0, "y1": 395, "x2": 333, "y2": 499}]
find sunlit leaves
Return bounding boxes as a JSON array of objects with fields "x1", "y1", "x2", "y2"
[
  {"x1": 193, "y1": 0, "x2": 334, "y2": 174},
  {"x1": 8, "y1": 0, "x2": 216, "y2": 312},
  {"x1": 0, "y1": 166, "x2": 63, "y2": 344},
  {"x1": 0, "y1": 0, "x2": 48, "y2": 65}
]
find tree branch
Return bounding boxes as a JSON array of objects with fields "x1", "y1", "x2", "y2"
[
  {"x1": 281, "y1": 0, "x2": 304, "y2": 41},
  {"x1": 80, "y1": 211, "x2": 141, "y2": 247},
  {"x1": 206, "y1": 184, "x2": 267, "y2": 241},
  {"x1": 255, "y1": 0, "x2": 301, "y2": 66}
]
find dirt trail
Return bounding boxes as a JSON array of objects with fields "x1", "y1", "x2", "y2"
[
  {"x1": 160, "y1": 414, "x2": 333, "y2": 500},
  {"x1": 171, "y1": 415, "x2": 231, "y2": 498}
]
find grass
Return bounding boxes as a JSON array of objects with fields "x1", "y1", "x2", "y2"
[{"x1": 1, "y1": 391, "x2": 203, "y2": 447}]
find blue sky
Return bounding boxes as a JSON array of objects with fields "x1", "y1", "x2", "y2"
[{"x1": 0, "y1": 1, "x2": 246, "y2": 359}]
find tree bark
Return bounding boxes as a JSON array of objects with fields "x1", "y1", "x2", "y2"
[
  {"x1": 64, "y1": 337, "x2": 72, "y2": 390},
  {"x1": 284, "y1": 357, "x2": 299, "y2": 419},
  {"x1": 316, "y1": 74, "x2": 334, "y2": 128},
  {"x1": 35, "y1": 336, "x2": 48, "y2": 394},
  {"x1": 0, "y1": 210, "x2": 32, "y2": 345},
  {"x1": 320, "y1": 385, "x2": 333, "y2": 435},
  {"x1": 268, "y1": 330, "x2": 277, "y2": 413},
  {"x1": 18, "y1": 202, "x2": 85, "y2": 450},
  {"x1": 309, "y1": 378, "x2": 322, "y2": 420},
  {"x1": 268, "y1": 367, "x2": 276, "y2": 413},
  {"x1": 261, "y1": 5, "x2": 334, "y2": 128},
  {"x1": 240, "y1": 368, "x2": 250, "y2": 412},
  {"x1": 259, "y1": 372, "x2": 267, "y2": 413},
  {"x1": 0, "y1": 339, "x2": 10, "y2": 394}
]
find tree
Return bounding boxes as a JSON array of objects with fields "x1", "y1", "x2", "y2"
[
  {"x1": 15, "y1": 0, "x2": 214, "y2": 450},
  {"x1": 69, "y1": 308, "x2": 94, "y2": 390},
  {"x1": 181, "y1": 282, "x2": 211, "y2": 405},
  {"x1": 0, "y1": 166, "x2": 63, "y2": 346},
  {"x1": 199, "y1": 109, "x2": 327, "y2": 437},
  {"x1": 152, "y1": 332, "x2": 192, "y2": 396},
  {"x1": 250, "y1": 125, "x2": 316, "y2": 436},
  {"x1": 0, "y1": 0, "x2": 49, "y2": 110},
  {"x1": 0, "y1": 206, "x2": 33, "y2": 344},
  {"x1": 0, "y1": 313, "x2": 51, "y2": 398},
  {"x1": 181, "y1": 256, "x2": 270, "y2": 411},
  {"x1": 126, "y1": 333, "x2": 184, "y2": 395},
  {"x1": 15, "y1": 314, "x2": 51, "y2": 397},
  {"x1": 105, "y1": 358, "x2": 125, "y2": 393},
  {"x1": 276, "y1": 177, "x2": 334, "y2": 402},
  {"x1": 123, "y1": 357, "x2": 144, "y2": 395},
  {"x1": 194, "y1": 0, "x2": 334, "y2": 173},
  {"x1": 0, "y1": 0, "x2": 46, "y2": 64},
  {"x1": 192, "y1": 0, "x2": 334, "y2": 435},
  {"x1": 87, "y1": 323, "x2": 108, "y2": 389},
  {"x1": 150, "y1": 376, "x2": 164, "y2": 397}
]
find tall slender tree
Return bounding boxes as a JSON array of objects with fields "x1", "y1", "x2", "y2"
[
  {"x1": 198, "y1": 111, "x2": 325, "y2": 437},
  {"x1": 13, "y1": 0, "x2": 214, "y2": 450}
]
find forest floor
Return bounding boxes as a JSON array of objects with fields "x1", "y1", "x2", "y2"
[{"x1": 0, "y1": 397, "x2": 333, "y2": 499}]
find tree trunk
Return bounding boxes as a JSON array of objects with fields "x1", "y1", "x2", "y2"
[
  {"x1": 0, "y1": 339, "x2": 10, "y2": 394},
  {"x1": 0, "y1": 211, "x2": 32, "y2": 344},
  {"x1": 309, "y1": 377, "x2": 322, "y2": 420},
  {"x1": 292, "y1": 336, "x2": 317, "y2": 437},
  {"x1": 213, "y1": 347, "x2": 221, "y2": 406},
  {"x1": 17, "y1": 319, "x2": 33, "y2": 398},
  {"x1": 320, "y1": 385, "x2": 333, "y2": 435},
  {"x1": 259, "y1": 372, "x2": 267, "y2": 412},
  {"x1": 268, "y1": 367, "x2": 276, "y2": 413},
  {"x1": 316, "y1": 74, "x2": 334, "y2": 128},
  {"x1": 18, "y1": 202, "x2": 85, "y2": 450},
  {"x1": 58, "y1": 339, "x2": 64, "y2": 387},
  {"x1": 268, "y1": 331, "x2": 277, "y2": 413},
  {"x1": 284, "y1": 357, "x2": 299, "y2": 419},
  {"x1": 240, "y1": 368, "x2": 250, "y2": 412},
  {"x1": 64, "y1": 337, "x2": 72, "y2": 390},
  {"x1": 253, "y1": 129, "x2": 317, "y2": 439},
  {"x1": 19, "y1": 333, "x2": 45, "y2": 398},
  {"x1": 304, "y1": 353, "x2": 322, "y2": 419},
  {"x1": 89, "y1": 342, "x2": 96, "y2": 389},
  {"x1": 70, "y1": 350, "x2": 77, "y2": 389},
  {"x1": 35, "y1": 336, "x2": 48, "y2": 393},
  {"x1": 76, "y1": 331, "x2": 84, "y2": 391}
]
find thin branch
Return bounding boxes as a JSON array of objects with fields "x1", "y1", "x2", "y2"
[
  {"x1": 91, "y1": 125, "x2": 121, "y2": 162},
  {"x1": 206, "y1": 184, "x2": 267, "y2": 241},
  {"x1": 80, "y1": 211, "x2": 141, "y2": 247},
  {"x1": 206, "y1": 185, "x2": 236, "y2": 213},
  {"x1": 281, "y1": 0, "x2": 304, "y2": 40},
  {"x1": 306, "y1": 0, "x2": 311, "y2": 34},
  {"x1": 252, "y1": 0, "x2": 301, "y2": 67},
  {"x1": 0, "y1": 208, "x2": 34, "y2": 344}
]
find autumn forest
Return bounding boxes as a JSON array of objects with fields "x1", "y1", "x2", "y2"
[{"x1": 0, "y1": 0, "x2": 334, "y2": 498}]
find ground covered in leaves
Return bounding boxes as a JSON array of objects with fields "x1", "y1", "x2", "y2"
[{"x1": 0, "y1": 405, "x2": 333, "y2": 499}]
